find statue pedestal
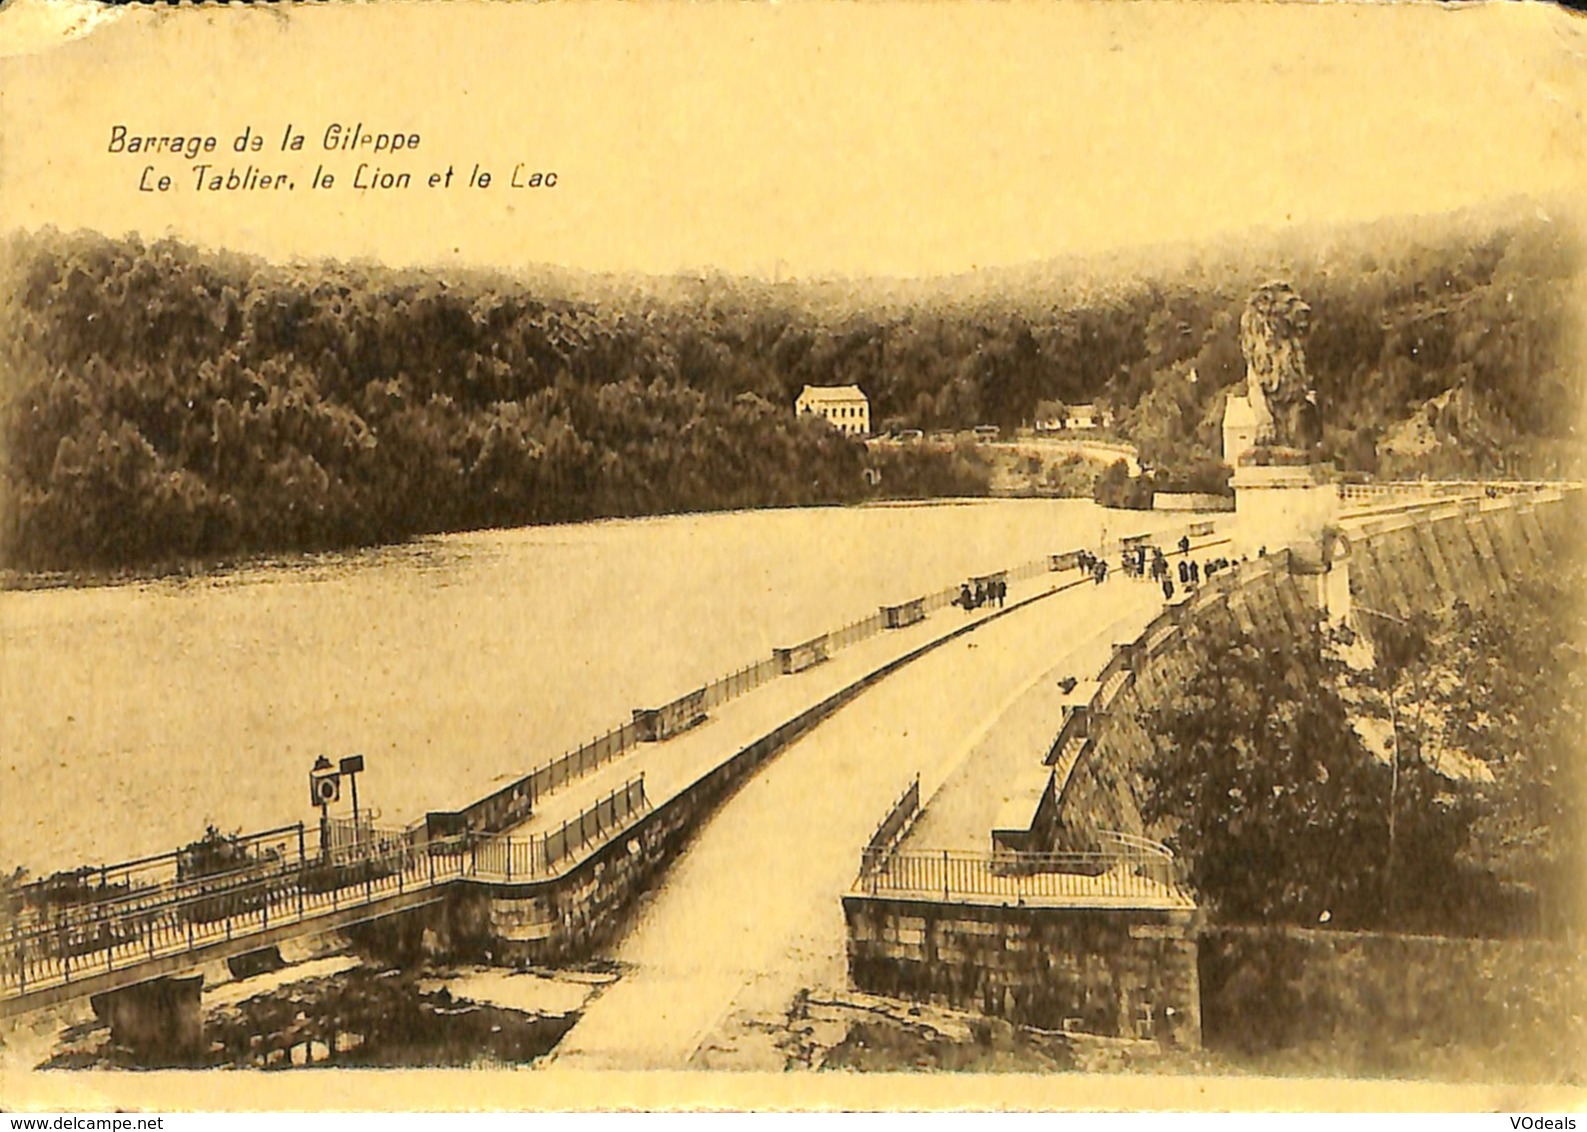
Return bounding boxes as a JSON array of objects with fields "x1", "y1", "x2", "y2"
[{"x1": 1230, "y1": 463, "x2": 1339, "y2": 559}]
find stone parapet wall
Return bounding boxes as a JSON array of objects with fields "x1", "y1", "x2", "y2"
[{"x1": 843, "y1": 894, "x2": 1202, "y2": 1049}]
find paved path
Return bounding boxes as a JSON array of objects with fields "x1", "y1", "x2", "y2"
[
  {"x1": 546, "y1": 561, "x2": 1179, "y2": 1071},
  {"x1": 905, "y1": 533, "x2": 1232, "y2": 852},
  {"x1": 992, "y1": 438, "x2": 1142, "y2": 476}
]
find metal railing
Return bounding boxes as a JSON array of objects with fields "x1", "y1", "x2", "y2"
[
  {"x1": 5, "y1": 823, "x2": 308, "y2": 932},
  {"x1": 2, "y1": 775, "x2": 652, "y2": 1005},
  {"x1": 702, "y1": 658, "x2": 781, "y2": 710},
  {"x1": 855, "y1": 846, "x2": 1189, "y2": 907},
  {"x1": 828, "y1": 612, "x2": 886, "y2": 652},
  {"x1": 2, "y1": 831, "x2": 467, "y2": 1003},
  {"x1": 859, "y1": 775, "x2": 921, "y2": 877},
  {"x1": 472, "y1": 776, "x2": 648, "y2": 882}
]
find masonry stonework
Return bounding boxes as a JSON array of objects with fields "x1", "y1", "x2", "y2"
[{"x1": 844, "y1": 895, "x2": 1202, "y2": 1049}]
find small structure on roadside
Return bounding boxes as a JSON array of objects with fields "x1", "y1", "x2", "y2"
[
  {"x1": 1221, "y1": 393, "x2": 1259, "y2": 467},
  {"x1": 796, "y1": 384, "x2": 871, "y2": 436}
]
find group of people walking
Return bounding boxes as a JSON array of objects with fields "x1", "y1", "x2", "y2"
[
  {"x1": 957, "y1": 576, "x2": 1008, "y2": 612},
  {"x1": 1086, "y1": 531, "x2": 1246, "y2": 603},
  {"x1": 1157, "y1": 550, "x2": 1238, "y2": 601},
  {"x1": 958, "y1": 527, "x2": 1247, "y2": 615},
  {"x1": 1076, "y1": 549, "x2": 1110, "y2": 585}
]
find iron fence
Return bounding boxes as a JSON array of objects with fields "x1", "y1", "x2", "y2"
[
  {"x1": 2, "y1": 773, "x2": 653, "y2": 1005},
  {"x1": 856, "y1": 847, "x2": 1187, "y2": 906},
  {"x1": 468, "y1": 776, "x2": 649, "y2": 883},
  {"x1": 860, "y1": 775, "x2": 921, "y2": 875},
  {"x1": 2, "y1": 832, "x2": 469, "y2": 1003}
]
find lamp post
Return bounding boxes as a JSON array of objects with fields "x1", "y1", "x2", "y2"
[{"x1": 309, "y1": 755, "x2": 340, "y2": 862}]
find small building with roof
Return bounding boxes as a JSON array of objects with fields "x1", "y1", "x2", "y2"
[{"x1": 796, "y1": 384, "x2": 871, "y2": 437}]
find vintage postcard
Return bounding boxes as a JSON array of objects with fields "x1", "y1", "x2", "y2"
[{"x1": 1, "y1": 0, "x2": 1584, "y2": 1113}]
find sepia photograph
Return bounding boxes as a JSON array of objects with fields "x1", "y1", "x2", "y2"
[{"x1": 0, "y1": 0, "x2": 1584, "y2": 1113}]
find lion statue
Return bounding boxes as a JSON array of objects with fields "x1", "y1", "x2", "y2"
[{"x1": 1240, "y1": 282, "x2": 1322, "y2": 454}]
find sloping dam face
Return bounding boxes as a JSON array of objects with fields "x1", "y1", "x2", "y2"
[{"x1": 1052, "y1": 493, "x2": 1579, "y2": 852}]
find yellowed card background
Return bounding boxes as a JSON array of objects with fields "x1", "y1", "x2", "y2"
[
  {"x1": 4, "y1": 1, "x2": 1586, "y2": 279},
  {"x1": 1, "y1": 0, "x2": 1585, "y2": 1111}
]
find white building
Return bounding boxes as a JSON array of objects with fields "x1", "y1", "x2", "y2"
[
  {"x1": 795, "y1": 384, "x2": 870, "y2": 436},
  {"x1": 1222, "y1": 393, "x2": 1258, "y2": 466}
]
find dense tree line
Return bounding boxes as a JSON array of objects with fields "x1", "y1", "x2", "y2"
[
  {"x1": 0, "y1": 209, "x2": 1576, "y2": 571},
  {"x1": 0, "y1": 230, "x2": 990, "y2": 571}
]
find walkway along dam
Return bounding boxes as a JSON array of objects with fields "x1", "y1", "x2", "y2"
[{"x1": 1, "y1": 481, "x2": 1574, "y2": 1066}]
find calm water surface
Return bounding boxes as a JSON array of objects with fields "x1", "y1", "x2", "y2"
[{"x1": 1, "y1": 500, "x2": 1191, "y2": 876}]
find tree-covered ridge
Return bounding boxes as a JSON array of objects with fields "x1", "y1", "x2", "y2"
[
  {"x1": 1110, "y1": 217, "x2": 1582, "y2": 482},
  {"x1": 0, "y1": 209, "x2": 1578, "y2": 571},
  {"x1": 0, "y1": 229, "x2": 991, "y2": 571}
]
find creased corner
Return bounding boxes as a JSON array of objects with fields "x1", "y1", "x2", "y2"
[{"x1": 0, "y1": 0, "x2": 127, "y2": 61}]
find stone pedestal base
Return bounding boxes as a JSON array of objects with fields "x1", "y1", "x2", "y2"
[{"x1": 1230, "y1": 464, "x2": 1339, "y2": 559}]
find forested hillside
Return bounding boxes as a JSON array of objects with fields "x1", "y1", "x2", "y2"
[
  {"x1": 1099, "y1": 212, "x2": 1582, "y2": 484},
  {"x1": 0, "y1": 207, "x2": 1578, "y2": 572}
]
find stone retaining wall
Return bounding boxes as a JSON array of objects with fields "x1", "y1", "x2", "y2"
[{"x1": 843, "y1": 895, "x2": 1202, "y2": 1049}]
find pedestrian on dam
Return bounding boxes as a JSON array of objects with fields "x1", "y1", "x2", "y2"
[
  {"x1": 959, "y1": 583, "x2": 972, "y2": 611},
  {"x1": 1179, "y1": 534, "x2": 1191, "y2": 556},
  {"x1": 1189, "y1": 560, "x2": 1200, "y2": 586},
  {"x1": 975, "y1": 581, "x2": 986, "y2": 608},
  {"x1": 1163, "y1": 578, "x2": 1175, "y2": 601}
]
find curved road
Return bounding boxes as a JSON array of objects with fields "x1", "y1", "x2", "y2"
[
  {"x1": 994, "y1": 437, "x2": 1142, "y2": 476},
  {"x1": 548, "y1": 569, "x2": 1166, "y2": 1071}
]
